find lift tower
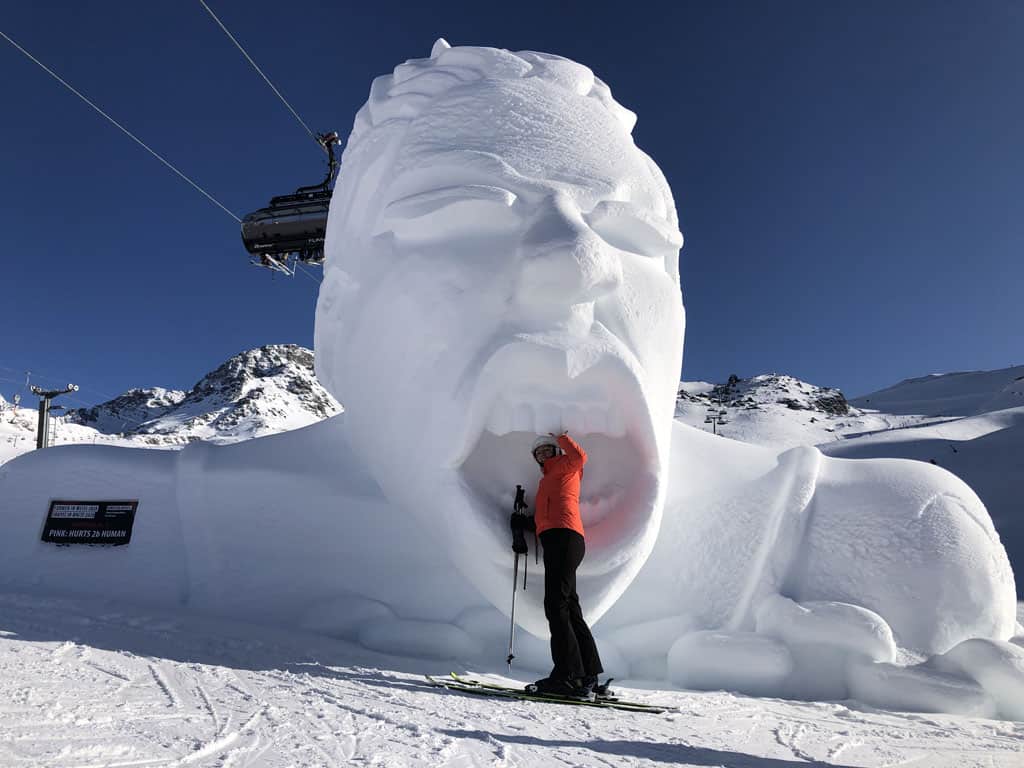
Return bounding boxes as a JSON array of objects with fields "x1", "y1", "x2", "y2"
[{"x1": 30, "y1": 384, "x2": 78, "y2": 449}]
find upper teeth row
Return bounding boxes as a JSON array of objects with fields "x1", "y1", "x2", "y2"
[{"x1": 485, "y1": 398, "x2": 627, "y2": 437}]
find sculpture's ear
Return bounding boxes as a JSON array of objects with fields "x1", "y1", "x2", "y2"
[{"x1": 431, "y1": 38, "x2": 451, "y2": 58}]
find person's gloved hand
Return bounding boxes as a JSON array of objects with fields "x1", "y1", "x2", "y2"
[
  {"x1": 513, "y1": 485, "x2": 529, "y2": 514},
  {"x1": 512, "y1": 531, "x2": 528, "y2": 554},
  {"x1": 510, "y1": 513, "x2": 535, "y2": 532}
]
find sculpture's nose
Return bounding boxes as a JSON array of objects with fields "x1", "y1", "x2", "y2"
[{"x1": 515, "y1": 195, "x2": 622, "y2": 315}]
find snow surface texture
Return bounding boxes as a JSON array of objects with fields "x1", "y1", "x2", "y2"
[
  {"x1": 2, "y1": 594, "x2": 1023, "y2": 767},
  {"x1": 1, "y1": 41, "x2": 1020, "y2": 722},
  {"x1": 824, "y1": 369, "x2": 1024, "y2": 600}
]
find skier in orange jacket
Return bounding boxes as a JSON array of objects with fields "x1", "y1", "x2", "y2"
[{"x1": 512, "y1": 432, "x2": 604, "y2": 700}]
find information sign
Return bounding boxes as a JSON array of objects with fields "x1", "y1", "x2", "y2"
[{"x1": 41, "y1": 500, "x2": 138, "y2": 545}]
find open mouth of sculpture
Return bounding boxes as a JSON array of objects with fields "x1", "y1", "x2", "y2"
[{"x1": 452, "y1": 347, "x2": 661, "y2": 578}]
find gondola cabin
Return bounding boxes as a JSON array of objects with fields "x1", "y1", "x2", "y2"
[
  {"x1": 241, "y1": 131, "x2": 340, "y2": 275},
  {"x1": 241, "y1": 188, "x2": 331, "y2": 268}
]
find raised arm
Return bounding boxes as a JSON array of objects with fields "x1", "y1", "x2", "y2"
[{"x1": 557, "y1": 433, "x2": 587, "y2": 471}]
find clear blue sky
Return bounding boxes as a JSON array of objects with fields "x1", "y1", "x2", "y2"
[{"x1": 2, "y1": 1, "x2": 1020, "y2": 409}]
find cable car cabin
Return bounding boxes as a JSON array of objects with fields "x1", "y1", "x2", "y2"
[
  {"x1": 241, "y1": 131, "x2": 340, "y2": 275},
  {"x1": 241, "y1": 188, "x2": 331, "y2": 270}
]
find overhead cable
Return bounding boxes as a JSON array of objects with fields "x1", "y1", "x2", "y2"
[
  {"x1": 198, "y1": 0, "x2": 323, "y2": 153},
  {"x1": 0, "y1": 27, "x2": 241, "y2": 222},
  {"x1": 294, "y1": 262, "x2": 323, "y2": 286},
  {"x1": 0, "y1": 364, "x2": 120, "y2": 405}
]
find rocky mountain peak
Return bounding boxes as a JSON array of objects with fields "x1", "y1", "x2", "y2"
[
  {"x1": 678, "y1": 373, "x2": 852, "y2": 417},
  {"x1": 67, "y1": 344, "x2": 340, "y2": 444}
]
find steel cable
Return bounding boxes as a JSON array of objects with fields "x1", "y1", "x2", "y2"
[
  {"x1": 198, "y1": 0, "x2": 323, "y2": 153},
  {"x1": 0, "y1": 28, "x2": 241, "y2": 222}
]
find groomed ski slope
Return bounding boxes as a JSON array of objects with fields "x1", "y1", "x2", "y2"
[{"x1": 1, "y1": 593, "x2": 1021, "y2": 767}]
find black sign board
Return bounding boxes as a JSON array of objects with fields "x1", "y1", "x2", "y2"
[{"x1": 41, "y1": 500, "x2": 138, "y2": 545}]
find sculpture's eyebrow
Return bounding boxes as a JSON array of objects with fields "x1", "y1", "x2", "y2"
[
  {"x1": 384, "y1": 184, "x2": 518, "y2": 214},
  {"x1": 591, "y1": 199, "x2": 680, "y2": 239}
]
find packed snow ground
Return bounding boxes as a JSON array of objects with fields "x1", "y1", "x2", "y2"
[{"x1": 1, "y1": 592, "x2": 1021, "y2": 767}]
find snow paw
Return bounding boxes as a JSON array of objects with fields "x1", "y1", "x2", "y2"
[
  {"x1": 667, "y1": 630, "x2": 793, "y2": 696},
  {"x1": 358, "y1": 618, "x2": 482, "y2": 660},
  {"x1": 602, "y1": 615, "x2": 693, "y2": 680},
  {"x1": 933, "y1": 637, "x2": 1024, "y2": 720},
  {"x1": 748, "y1": 595, "x2": 900, "y2": 700},
  {"x1": 300, "y1": 596, "x2": 482, "y2": 661},
  {"x1": 755, "y1": 595, "x2": 897, "y2": 662},
  {"x1": 847, "y1": 657, "x2": 996, "y2": 718},
  {"x1": 298, "y1": 595, "x2": 394, "y2": 638}
]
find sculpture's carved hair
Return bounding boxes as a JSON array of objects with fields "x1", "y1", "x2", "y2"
[{"x1": 348, "y1": 38, "x2": 638, "y2": 152}]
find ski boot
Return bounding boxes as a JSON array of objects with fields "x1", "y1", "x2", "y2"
[
  {"x1": 526, "y1": 676, "x2": 596, "y2": 702},
  {"x1": 582, "y1": 675, "x2": 616, "y2": 700}
]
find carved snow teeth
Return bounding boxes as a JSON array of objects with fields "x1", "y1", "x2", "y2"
[
  {"x1": 449, "y1": 341, "x2": 657, "y2": 471},
  {"x1": 585, "y1": 409, "x2": 608, "y2": 435},
  {"x1": 483, "y1": 398, "x2": 628, "y2": 438},
  {"x1": 510, "y1": 402, "x2": 533, "y2": 433},
  {"x1": 563, "y1": 404, "x2": 586, "y2": 434}
]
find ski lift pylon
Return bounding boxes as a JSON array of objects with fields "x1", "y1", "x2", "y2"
[{"x1": 241, "y1": 131, "x2": 341, "y2": 275}]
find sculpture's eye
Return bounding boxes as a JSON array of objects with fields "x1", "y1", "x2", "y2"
[
  {"x1": 587, "y1": 201, "x2": 683, "y2": 261},
  {"x1": 377, "y1": 185, "x2": 521, "y2": 242}
]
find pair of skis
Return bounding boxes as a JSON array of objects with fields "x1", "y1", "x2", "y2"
[{"x1": 424, "y1": 673, "x2": 666, "y2": 714}]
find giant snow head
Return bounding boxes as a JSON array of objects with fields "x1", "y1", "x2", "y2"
[{"x1": 315, "y1": 40, "x2": 685, "y2": 634}]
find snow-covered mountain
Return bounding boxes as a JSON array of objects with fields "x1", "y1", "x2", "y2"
[
  {"x1": 983, "y1": 373, "x2": 1024, "y2": 413},
  {"x1": 63, "y1": 387, "x2": 187, "y2": 435},
  {"x1": 675, "y1": 373, "x2": 854, "y2": 447},
  {"x1": 850, "y1": 365, "x2": 1024, "y2": 417},
  {"x1": 66, "y1": 344, "x2": 341, "y2": 444},
  {"x1": 0, "y1": 345, "x2": 341, "y2": 462},
  {"x1": 0, "y1": 392, "x2": 130, "y2": 465},
  {"x1": 675, "y1": 372, "x2": 934, "y2": 449}
]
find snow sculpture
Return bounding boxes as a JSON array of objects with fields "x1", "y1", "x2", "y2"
[
  {"x1": 314, "y1": 40, "x2": 1020, "y2": 714},
  {"x1": 0, "y1": 40, "x2": 1020, "y2": 719},
  {"x1": 315, "y1": 38, "x2": 683, "y2": 634}
]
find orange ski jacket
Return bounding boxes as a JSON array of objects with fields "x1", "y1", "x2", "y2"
[{"x1": 534, "y1": 434, "x2": 587, "y2": 537}]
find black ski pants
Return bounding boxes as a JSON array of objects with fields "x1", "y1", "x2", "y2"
[{"x1": 540, "y1": 528, "x2": 603, "y2": 680}]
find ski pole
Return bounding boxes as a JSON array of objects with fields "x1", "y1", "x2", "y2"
[
  {"x1": 508, "y1": 484, "x2": 531, "y2": 670},
  {"x1": 507, "y1": 551, "x2": 520, "y2": 671}
]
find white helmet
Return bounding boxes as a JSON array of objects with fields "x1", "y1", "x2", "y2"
[{"x1": 531, "y1": 435, "x2": 560, "y2": 460}]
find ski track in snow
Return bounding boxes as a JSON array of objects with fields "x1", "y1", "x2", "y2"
[{"x1": 0, "y1": 594, "x2": 1021, "y2": 767}]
